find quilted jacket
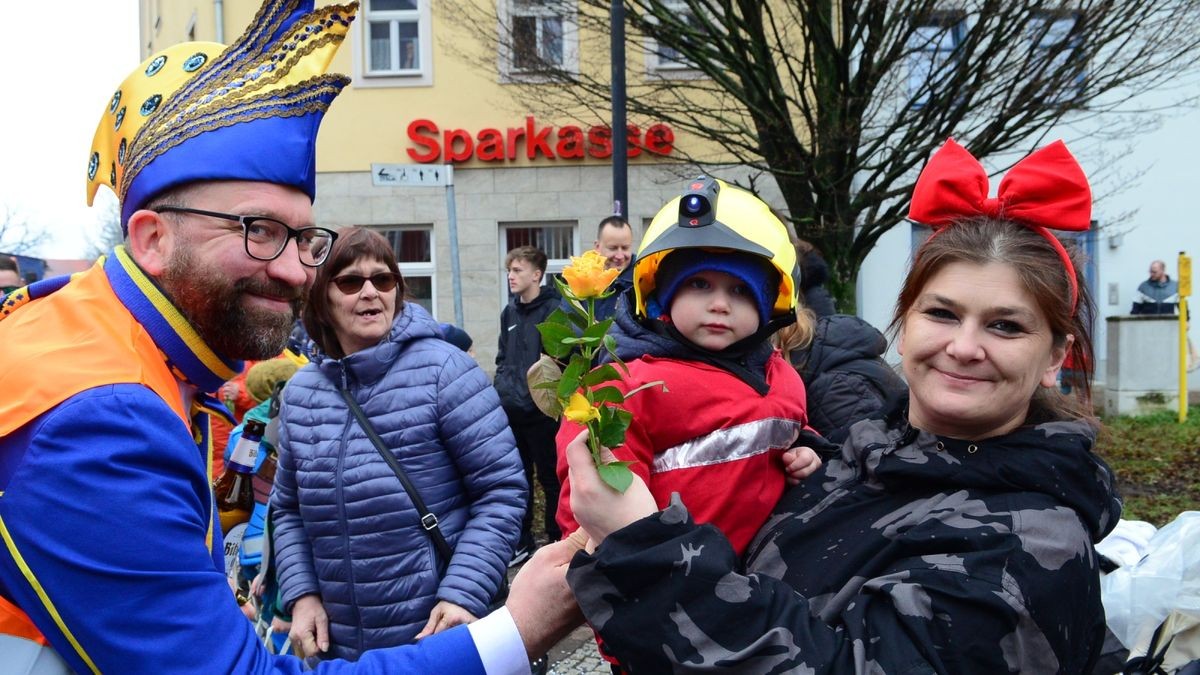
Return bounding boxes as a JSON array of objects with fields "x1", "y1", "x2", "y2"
[{"x1": 272, "y1": 301, "x2": 525, "y2": 660}]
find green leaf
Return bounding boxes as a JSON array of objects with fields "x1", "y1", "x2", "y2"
[
  {"x1": 536, "y1": 321, "x2": 575, "y2": 358},
  {"x1": 548, "y1": 306, "x2": 587, "y2": 330},
  {"x1": 592, "y1": 386, "x2": 625, "y2": 405},
  {"x1": 542, "y1": 308, "x2": 572, "y2": 327},
  {"x1": 557, "y1": 357, "x2": 588, "y2": 399},
  {"x1": 553, "y1": 276, "x2": 574, "y2": 301},
  {"x1": 582, "y1": 318, "x2": 614, "y2": 341},
  {"x1": 526, "y1": 355, "x2": 564, "y2": 419},
  {"x1": 603, "y1": 334, "x2": 618, "y2": 356},
  {"x1": 562, "y1": 336, "x2": 602, "y2": 346},
  {"x1": 583, "y1": 364, "x2": 622, "y2": 387},
  {"x1": 597, "y1": 461, "x2": 636, "y2": 493},
  {"x1": 596, "y1": 406, "x2": 631, "y2": 448}
]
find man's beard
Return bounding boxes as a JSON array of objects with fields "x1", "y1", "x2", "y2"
[{"x1": 160, "y1": 248, "x2": 305, "y2": 360}]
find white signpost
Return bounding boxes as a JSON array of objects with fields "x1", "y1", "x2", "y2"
[{"x1": 369, "y1": 164, "x2": 464, "y2": 327}]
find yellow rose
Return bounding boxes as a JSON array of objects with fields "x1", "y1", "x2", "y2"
[
  {"x1": 561, "y1": 250, "x2": 620, "y2": 299},
  {"x1": 562, "y1": 392, "x2": 600, "y2": 424}
]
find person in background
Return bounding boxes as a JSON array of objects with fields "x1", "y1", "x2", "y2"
[
  {"x1": 778, "y1": 313, "x2": 907, "y2": 445},
  {"x1": 496, "y1": 245, "x2": 562, "y2": 564},
  {"x1": 0, "y1": 257, "x2": 21, "y2": 294},
  {"x1": 1129, "y1": 259, "x2": 1200, "y2": 368},
  {"x1": 1131, "y1": 259, "x2": 1179, "y2": 315},
  {"x1": 586, "y1": 217, "x2": 636, "y2": 323},
  {"x1": 560, "y1": 139, "x2": 1120, "y2": 674},
  {"x1": 439, "y1": 321, "x2": 474, "y2": 356},
  {"x1": 0, "y1": 1, "x2": 561, "y2": 671},
  {"x1": 794, "y1": 238, "x2": 837, "y2": 318},
  {"x1": 273, "y1": 227, "x2": 525, "y2": 661}
]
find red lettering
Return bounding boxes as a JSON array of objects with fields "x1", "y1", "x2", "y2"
[
  {"x1": 476, "y1": 128, "x2": 505, "y2": 161},
  {"x1": 506, "y1": 125, "x2": 526, "y2": 160},
  {"x1": 644, "y1": 124, "x2": 675, "y2": 156},
  {"x1": 525, "y1": 116, "x2": 555, "y2": 160},
  {"x1": 407, "y1": 119, "x2": 441, "y2": 163},
  {"x1": 443, "y1": 128, "x2": 474, "y2": 163},
  {"x1": 626, "y1": 124, "x2": 642, "y2": 159},
  {"x1": 587, "y1": 126, "x2": 612, "y2": 159},
  {"x1": 556, "y1": 126, "x2": 585, "y2": 159}
]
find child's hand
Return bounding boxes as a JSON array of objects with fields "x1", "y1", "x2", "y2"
[{"x1": 782, "y1": 446, "x2": 822, "y2": 485}]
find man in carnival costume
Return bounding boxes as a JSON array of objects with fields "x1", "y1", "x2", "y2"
[{"x1": 0, "y1": 1, "x2": 577, "y2": 672}]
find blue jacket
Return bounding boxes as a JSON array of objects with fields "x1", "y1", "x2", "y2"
[
  {"x1": 273, "y1": 301, "x2": 525, "y2": 660},
  {"x1": 0, "y1": 251, "x2": 492, "y2": 673}
]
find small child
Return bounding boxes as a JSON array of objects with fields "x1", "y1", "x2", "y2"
[{"x1": 556, "y1": 177, "x2": 822, "y2": 557}]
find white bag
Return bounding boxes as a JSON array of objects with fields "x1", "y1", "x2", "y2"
[{"x1": 1102, "y1": 511, "x2": 1200, "y2": 672}]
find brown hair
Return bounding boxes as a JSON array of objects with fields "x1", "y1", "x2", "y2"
[
  {"x1": 303, "y1": 227, "x2": 404, "y2": 359},
  {"x1": 597, "y1": 216, "x2": 631, "y2": 239},
  {"x1": 505, "y1": 245, "x2": 547, "y2": 274},
  {"x1": 889, "y1": 217, "x2": 1096, "y2": 421}
]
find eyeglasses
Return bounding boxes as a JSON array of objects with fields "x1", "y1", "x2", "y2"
[
  {"x1": 154, "y1": 206, "x2": 338, "y2": 267},
  {"x1": 331, "y1": 272, "x2": 402, "y2": 295}
]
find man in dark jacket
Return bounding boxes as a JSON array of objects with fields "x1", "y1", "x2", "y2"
[
  {"x1": 790, "y1": 314, "x2": 907, "y2": 445},
  {"x1": 496, "y1": 246, "x2": 562, "y2": 562},
  {"x1": 1131, "y1": 259, "x2": 1180, "y2": 315}
]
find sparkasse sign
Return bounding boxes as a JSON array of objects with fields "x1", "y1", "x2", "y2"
[{"x1": 406, "y1": 116, "x2": 676, "y2": 164}]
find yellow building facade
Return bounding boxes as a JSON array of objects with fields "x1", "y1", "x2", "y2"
[{"x1": 138, "y1": 0, "x2": 783, "y2": 369}]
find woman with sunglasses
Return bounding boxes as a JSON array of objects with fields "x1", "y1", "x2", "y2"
[{"x1": 271, "y1": 227, "x2": 525, "y2": 660}]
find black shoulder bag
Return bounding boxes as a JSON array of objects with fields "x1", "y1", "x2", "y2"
[{"x1": 335, "y1": 386, "x2": 509, "y2": 608}]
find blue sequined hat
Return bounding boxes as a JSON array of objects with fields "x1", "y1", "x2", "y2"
[{"x1": 86, "y1": 0, "x2": 358, "y2": 230}]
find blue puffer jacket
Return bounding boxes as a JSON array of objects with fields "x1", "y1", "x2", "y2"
[{"x1": 271, "y1": 302, "x2": 525, "y2": 660}]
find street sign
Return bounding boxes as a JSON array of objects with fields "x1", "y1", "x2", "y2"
[{"x1": 370, "y1": 163, "x2": 452, "y2": 188}]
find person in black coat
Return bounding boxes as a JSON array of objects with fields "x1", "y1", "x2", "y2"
[{"x1": 788, "y1": 314, "x2": 907, "y2": 445}]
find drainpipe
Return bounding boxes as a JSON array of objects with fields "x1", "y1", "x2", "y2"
[{"x1": 214, "y1": 0, "x2": 225, "y2": 43}]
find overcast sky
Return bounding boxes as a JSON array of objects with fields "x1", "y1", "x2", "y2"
[{"x1": 0, "y1": 2, "x2": 140, "y2": 259}]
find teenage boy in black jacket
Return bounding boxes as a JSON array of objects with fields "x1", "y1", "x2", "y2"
[{"x1": 495, "y1": 246, "x2": 561, "y2": 563}]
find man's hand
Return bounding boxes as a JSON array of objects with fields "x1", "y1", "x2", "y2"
[
  {"x1": 415, "y1": 600, "x2": 477, "y2": 639},
  {"x1": 565, "y1": 430, "x2": 656, "y2": 547},
  {"x1": 782, "y1": 446, "x2": 822, "y2": 485},
  {"x1": 289, "y1": 593, "x2": 329, "y2": 658},
  {"x1": 507, "y1": 530, "x2": 588, "y2": 658}
]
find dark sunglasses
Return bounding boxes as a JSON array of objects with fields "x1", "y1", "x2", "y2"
[{"x1": 331, "y1": 272, "x2": 401, "y2": 295}]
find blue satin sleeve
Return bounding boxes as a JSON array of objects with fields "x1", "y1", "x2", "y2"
[{"x1": 0, "y1": 384, "x2": 487, "y2": 674}]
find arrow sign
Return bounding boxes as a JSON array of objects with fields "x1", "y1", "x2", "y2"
[{"x1": 370, "y1": 163, "x2": 452, "y2": 187}]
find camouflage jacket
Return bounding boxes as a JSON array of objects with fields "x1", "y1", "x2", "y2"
[{"x1": 568, "y1": 413, "x2": 1121, "y2": 674}]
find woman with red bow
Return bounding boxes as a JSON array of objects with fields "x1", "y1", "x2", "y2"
[{"x1": 552, "y1": 139, "x2": 1122, "y2": 673}]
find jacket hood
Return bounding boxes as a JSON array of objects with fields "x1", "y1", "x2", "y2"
[
  {"x1": 509, "y1": 283, "x2": 560, "y2": 314},
  {"x1": 845, "y1": 411, "x2": 1121, "y2": 543},
  {"x1": 314, "y1": 301, "x2": 442, "y2": 387},
  {"x1": 799, "y1": 250, "x2": 829, "y2": 291},
  {"x1": 794, "y1": 314, "x2": 889, "y2": 379}
]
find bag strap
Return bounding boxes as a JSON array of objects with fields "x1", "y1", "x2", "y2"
[{"x1": 336, "y1": 387, "x2": 454, "y2": 572}]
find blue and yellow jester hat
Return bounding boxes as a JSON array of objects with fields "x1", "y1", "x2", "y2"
[{"x1": 86, "y1": 0, "x2": 358, "y2": 229}]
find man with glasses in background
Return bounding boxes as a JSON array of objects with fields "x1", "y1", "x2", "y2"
[{"x1": 0, "y1": 1, "x2": 578, "y2": 672}]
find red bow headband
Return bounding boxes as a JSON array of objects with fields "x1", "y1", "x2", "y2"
[{"x1": 908, "y1": 138, "x2": 1092, "y2": 309}]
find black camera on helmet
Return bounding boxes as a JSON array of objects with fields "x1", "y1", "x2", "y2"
[{"x1": 678, "y1": 176, "x2": 719, "y2": 228}]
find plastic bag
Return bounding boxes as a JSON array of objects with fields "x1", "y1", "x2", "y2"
[{"x1": 1102, "y1": 511, "x2": 1200, "y2": 672}]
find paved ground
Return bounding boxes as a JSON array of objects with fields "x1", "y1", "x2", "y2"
[{"x1": 544, "y1": 624, "x2": 608, "y2": 674}]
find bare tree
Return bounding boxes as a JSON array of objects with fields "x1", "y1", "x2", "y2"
[
  {"x1": 0, "y1": 204, "x2": 47, "y2": 256},
  {"x1": 453, "y1": 0, "x2": 1200, "y2": 309},
  {"x1": 84, "y1": 198, "x2": 125, "y2": 262}
]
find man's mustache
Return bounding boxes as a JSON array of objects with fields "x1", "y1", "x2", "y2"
[{"x1": 236, "y1": 278, "x2": 305, "y2": 305}]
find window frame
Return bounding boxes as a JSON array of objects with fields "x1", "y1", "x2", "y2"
[
  {"x1": 644, "y1": 0, "x2": 706, "y2": 76},
  {"x1": 352, "y1": 0, "x2": 433, "y2": 88},
  {"x1": 497, "y1": 221, "x2": 580, "y2": 307},
  {"x1": 1028, "y1": 10, "x2": 1086, "y2": 105},
  {"x1": 498, "y1": 0, "x2": 579, "y2": 82},
  {"x1": 906, "y1": 12, "x2": 967, "y2": 110},
  {"x1": 375, "y1": 225, "x2": 437, "y2": 315}
]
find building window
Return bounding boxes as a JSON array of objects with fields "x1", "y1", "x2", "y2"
[
  {"x1": 1029, "y1": 11, "x2": 1085, "y2": 104},
  {"x1": 379, "y1": 226, "x2": 436, "y2": 313},
  {"x1": 649, "y1": 0, "x2": 700, "y2": 72},
  {"x1": 354, "y1": 0, "x2": 432, "y2": 87},
  {"x1": 907, "y1": 13, "x2": 966, "y2": 108},
  {"x1": 499, "y1": 221, "x2": 578, "y2": 305},
  {"x1": 500, "y1": 0, "x2": 578, "y2": 79}
]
